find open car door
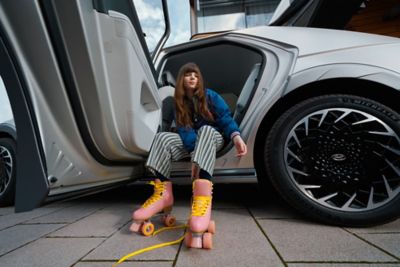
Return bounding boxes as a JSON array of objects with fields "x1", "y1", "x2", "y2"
[{"x1": 0, "y1": 0, "x2": 170, "y2": 212}]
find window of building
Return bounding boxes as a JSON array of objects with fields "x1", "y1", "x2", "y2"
[{"x1": 195, "y1": 0, "x2": 281, "y2": 33}]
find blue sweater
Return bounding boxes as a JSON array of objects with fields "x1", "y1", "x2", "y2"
[{"x1": 177, "y1": 89, "x2": 240, "y2": 152}]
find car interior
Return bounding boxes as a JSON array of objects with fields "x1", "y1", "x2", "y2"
[{"x1": 157, "y1": 42, "x2": 263, "y2": 132}]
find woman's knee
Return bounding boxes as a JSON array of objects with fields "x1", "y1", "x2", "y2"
[
  {"x1": 154, "y1": 132, "x2": 172, "y2": 143},
  {"x1": 154, "y1": 132, "x2": 181, "y2": 150},
  {"x1": 198, "y1": 125, "x2": 215, "y2": 136}
]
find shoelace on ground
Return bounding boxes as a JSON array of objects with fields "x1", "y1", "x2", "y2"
[{"x1": 112, "y1": 223, "x2": 187, "y2": 267}]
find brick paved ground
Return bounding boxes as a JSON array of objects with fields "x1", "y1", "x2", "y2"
[{"x1": 1, "y1": 183, "x2": 399, "y2": 267}]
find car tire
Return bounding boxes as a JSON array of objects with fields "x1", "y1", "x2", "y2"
[
  {"x1": 264, "y1": 94, "x2": 400, "y2": 227},
  {"x1": 0, "y1": 137, "x2": 16, "y2": 207}
]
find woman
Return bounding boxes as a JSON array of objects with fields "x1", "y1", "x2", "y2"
[{"x1": 130, "y1": 62, "x2": 247, "y2": 249}]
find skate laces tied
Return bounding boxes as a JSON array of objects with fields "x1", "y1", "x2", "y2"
[
  {"x1": 191, "y1": 196, "x2": 212, "y2": 216},
  {"x1": 142, "y1": 181, "x2": 164, "y2": 208}
]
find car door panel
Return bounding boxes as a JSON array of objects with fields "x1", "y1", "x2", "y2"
[
  {"x1": 47, "y1": 0, "x2": 161, "y2": 160},
  {"x1": 97, "y1": 10, "x2": 161, "y2": 154}
]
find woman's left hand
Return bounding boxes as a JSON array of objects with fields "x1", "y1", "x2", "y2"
[{"x1": 233, "y1": 135, "x2": 247, "y2": 157}]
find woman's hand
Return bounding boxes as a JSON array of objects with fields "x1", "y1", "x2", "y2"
[{"x1": 233, "y1": 135, "x2": 247, "y2": 157}]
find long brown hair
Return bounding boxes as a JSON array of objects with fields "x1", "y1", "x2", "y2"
[{"x1": 175, "y1": 63, "x2": 214, "y2": 127}]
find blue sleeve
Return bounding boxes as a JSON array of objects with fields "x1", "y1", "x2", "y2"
[
  {"x1": 177, "y1": 126, "x2": 197, "y2": 152},
  {"x1": 209, "y1": 90, "x2": 240, "y2": 139}
]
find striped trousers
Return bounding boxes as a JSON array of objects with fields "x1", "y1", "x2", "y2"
[{"x1": 145, "y1": 125, "x2": 224, "y2": 178}]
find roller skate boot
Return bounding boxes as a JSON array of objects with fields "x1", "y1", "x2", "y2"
[
  {"x1": 130, "y1": 179, "x2": 175, "y2": 236},
  {"x1": 185, "y1": 179, "x2": 215, "y2": 249}
]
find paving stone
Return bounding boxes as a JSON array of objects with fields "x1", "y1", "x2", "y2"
[
  {"x1": 0, "y1": 224, "x2": 65, "y2": 256},
  {"x1": 359, "y1": 233, "x2": 400, "y2": 258},
  {"x1": 346, "y1": 219, "x2": 400, "y2": 234},
  {"x1": 0, "y1": 205, "x2": 68, "y2": 231},
  {"x1": 0, "y1": 207, "x2": 14, "y2": 216},
  {"x1": 175, "y1": 209, "x2": 284, "y2": 267},
  {"x1": 258, "y1": 219, "x2": 396, "y2": 262},
  {"x1": 26, "y1": 204, "x2": 101, "y2": 224},
  {"x1": 49, "y1": 204, "x2": 132, "y2": 237},
  {"x1": 83, "y1": 222, "x2": 184, "y2": 261},
  {"x1": 247, "y1": 198, "x2": 299, "y2": 219},
  {"x1": 212, "y1": 186, "x2": 245, "y2": 209},
  {"x1": 74, "y1": 261, "x2": 173, "y2": 267},
  {"x1": 0, "y1": 237, "x2": 104, "y2": 267}
]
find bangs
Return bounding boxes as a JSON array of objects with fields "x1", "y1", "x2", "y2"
[{"x1": 182, "y1": 63, "x2": 200, "y2": 75}]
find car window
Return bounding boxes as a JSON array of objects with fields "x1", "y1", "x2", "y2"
[
  {"x1": 132, "y1": 0, "x2": 166, "y2": 53},
  {"x1": 0, "y1": 76, "x2": 13, "y2": 124}
]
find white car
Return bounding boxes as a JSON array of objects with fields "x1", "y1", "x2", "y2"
[{"x1": 1, "y1": 0, "x2": 400, "y2": 227}]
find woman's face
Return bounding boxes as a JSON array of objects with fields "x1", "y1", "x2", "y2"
[{"x1": 183, "y1": 71, "x2": 199, "y2": 93}]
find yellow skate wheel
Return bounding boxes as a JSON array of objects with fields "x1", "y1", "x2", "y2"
[
  {"x1": 163, "y1": 215, "x2": 176, "y2": 227},
  {"x1": 207, "y1": 220, "x2": 215, "y2": 234},
  {"x1": 141, "y1": 222, "x2": 154, "y2": 236}
]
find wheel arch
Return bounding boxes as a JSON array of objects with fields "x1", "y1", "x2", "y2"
[
  {"x1": 0, "y1": 124, "x2": 17, "y2": 141},
  {"x1": 254, "y1": 77, "x2": 400, "y2": 180},
  {"x1": 0, "y1": 132, "x2": 15, "y2": 141}
]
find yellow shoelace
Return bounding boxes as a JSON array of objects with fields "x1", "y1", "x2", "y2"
[
  {"x1": 191, "y1": 196, "x2": 212, "y2": 216},
  {"x1": 112, "y1": 224, "x2": 187, "y2": 267},
  {"x1": 142, "y1": 181, "x2": 165, "y2": 208}
]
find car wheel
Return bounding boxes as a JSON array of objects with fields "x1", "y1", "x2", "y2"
[
  {"x1": 0, "y1": 137, "x2": 16, "y2": 206},
  {"x1": 264, "y1": 94, "x2": 400, "y2": 226}
]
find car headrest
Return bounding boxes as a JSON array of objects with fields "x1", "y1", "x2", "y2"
[{"x1": 161, "y1": 71, "x2": 176, "y2": 87}]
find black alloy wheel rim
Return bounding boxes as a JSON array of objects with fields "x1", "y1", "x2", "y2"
[
  {"x1": 284, "y1": 108, "x2": 400, "y2": 212},
  {"x1": 0, "y1": 145, "x2": 13, "y2": 196}
]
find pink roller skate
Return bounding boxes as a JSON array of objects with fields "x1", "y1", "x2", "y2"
[
  {"x1": 130, "y1": 179, "x2": 175, "y2": 236},
  {"x1": 185, "y1": 179, "x2": 215, "y2": 249}
]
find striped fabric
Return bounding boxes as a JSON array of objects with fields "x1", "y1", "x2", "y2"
[{"x1": 146, "y1": 126, "x2": 224, "y2": 178}]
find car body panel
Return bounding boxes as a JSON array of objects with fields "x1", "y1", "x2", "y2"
[
  {"x1": 287, "y1": 64, "x2": 400, "y2": 96},
  {"x1": 236, "y1": 26, "x2": 400, "y2": 58}
]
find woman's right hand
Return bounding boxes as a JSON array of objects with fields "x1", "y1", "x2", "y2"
[{"x1": 233, "y1": 135, "x2": 247, "y2": 157}]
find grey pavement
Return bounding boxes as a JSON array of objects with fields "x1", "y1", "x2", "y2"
[{"x1": 0, "y1": 183, "x2": 400, "y2": 267}]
